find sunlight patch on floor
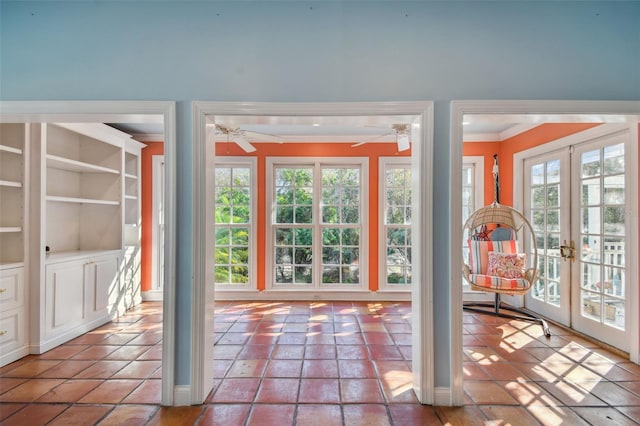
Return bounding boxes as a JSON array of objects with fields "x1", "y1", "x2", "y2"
[{"x1": 382, "y1": 370, "x2": 413, "y2": 397}]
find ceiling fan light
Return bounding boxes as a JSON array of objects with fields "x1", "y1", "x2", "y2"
[{"x1": 397, "y1": 133, "x2": 410, "y2": 151}]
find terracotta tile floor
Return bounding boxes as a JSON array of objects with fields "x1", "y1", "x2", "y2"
[{"x1": 1, "y1": 301, "x2": 640, "y2": 425}]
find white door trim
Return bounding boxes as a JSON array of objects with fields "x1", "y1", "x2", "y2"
[
  {"x1": 0, "y1": 100, "x2": 177, "y2": 405},
  {"x1": 193, "y1": 101, "x2": 435, "y2": 405},
  {"x1": 451, "y1": 100, "x2": 640, "y2": 405}
]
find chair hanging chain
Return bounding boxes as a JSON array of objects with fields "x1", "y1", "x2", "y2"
[{"x1": 492, "y1": 154, "x2": 500, "y2": 204}]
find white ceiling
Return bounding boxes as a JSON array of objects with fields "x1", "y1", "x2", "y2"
[
  {"x1": 108, "y1": 116, "x2": 525, "y2": 143},
  {"x1": 108, "y1": 113, "x2": 629, "y2": 143}
]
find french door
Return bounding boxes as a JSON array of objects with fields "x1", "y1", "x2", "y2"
[{"x1": 523, "y1": 128, "x2": 633, "y2": 351}]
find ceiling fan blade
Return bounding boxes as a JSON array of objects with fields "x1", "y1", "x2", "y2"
[
  {"x1": 351, "y1": 131, "x2": 395, "y2": 148},
  {"x1": 241, "y1": 129, "x2": 283, "y2": 142},
  {"x1": 234, "y1": 136, "x2": 257, "y2": 153},
  {"x1": 396, "y1": 133, "x2": 410, "y2": 151}
]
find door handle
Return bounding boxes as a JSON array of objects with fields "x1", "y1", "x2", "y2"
[{"x1": 559, "y1": 240, "x2": 576, "y2": 262}]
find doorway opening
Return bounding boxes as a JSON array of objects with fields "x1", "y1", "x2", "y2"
[
  {"x1": 193, "y1": 102, "x2": 435, "y2": 404},
  {"x1": 0, "y1": 101, "x2": 176, "y2": 406},
  {"x1": 451, "y1": 101, "x2": 640, "y2": 405}
]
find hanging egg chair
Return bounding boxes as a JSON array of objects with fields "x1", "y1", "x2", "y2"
[{"x1": 462, "y1": 155, "x2": 550, "y2": 337}]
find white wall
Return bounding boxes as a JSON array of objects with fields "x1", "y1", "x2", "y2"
[{"x1": 2, "y1": 0, "x2": 639, "y2": 387}]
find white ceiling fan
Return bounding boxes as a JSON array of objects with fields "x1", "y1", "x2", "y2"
[
  {"x1": 351, "y1": 123, "x2": 411, "y2": 152},
  {"x1": 208, "y1": 124, "x2": 283, "y2": 153}
]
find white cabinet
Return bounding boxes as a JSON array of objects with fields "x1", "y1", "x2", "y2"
[
  {"x1": 44, "y1": 259, "x2": 85, "y2": 338},
  {"x1": 0, "y1": 267, "x2": 28, "y2": 365},
  {"x1": 86, "y1": 253, "x2": 120, "y2": 320},
  {"x1": 120, "y1": 245, "x2": 141, "y2": 316},
  {"x1": 38, "y1": 251, "x2": 120, "y2": 353}
]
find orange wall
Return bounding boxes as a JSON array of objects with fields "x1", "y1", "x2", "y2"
[
  {"x1": 466, "y1": 123, "x2": 640, "y2": 341},
  {"x1": 463, "y1": 123, "x2": 601, "y2": 205},
  {"x1": 461, "y1": 142, "x2": 501, "y2": 206},
  {"x1": 141, "y1": 142, "x2": 164, "y2": 292},
  {"x1": 216, "y1": 142, "x2": 410, "y2": 291}
]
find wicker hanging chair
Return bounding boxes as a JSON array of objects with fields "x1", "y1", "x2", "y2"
[{"x1": 462, "y1": 156, "x2": 550, "y2": 337}]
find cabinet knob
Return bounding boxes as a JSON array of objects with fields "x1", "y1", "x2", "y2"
[
  {"x1": 0, "y1": 288, "x2": 6, "y2": 293},
  {"x1": 0, "y1": 330, "x2": 7, "y2": 336}
]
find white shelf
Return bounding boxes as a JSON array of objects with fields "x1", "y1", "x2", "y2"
[
  {"x1": 47, "y1": 155, "x2": 119, "y2": 175},
  {"x1": 46, "y1": 196, "x2": 120, "y2": 206},
  {"x1": 0, "y1": 262, "x2": 24, "y2": 271},
  {"x1": 124, "y1": 173, "x2": 138, "y2": 180},
  {"x1": 0, "y1": 180, "x2": 22, "y2": 188},
  {"x1": 45, "y1": 249, "x2": 122, "y2": 264},
  {"x1": 124, "y1": 195, "x2": 137, "y2": 200},
  {"x1": 0, "y1": 145, "x2": 22, "y2": 155},
  {"x1": 0, "y1": 227, "x2": 22, "y2": 233}
]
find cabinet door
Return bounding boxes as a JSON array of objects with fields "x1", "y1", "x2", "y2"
[
  {"x1": 0, "y1": 267, "x2": 24, "y2": 312},
  {"x1": 0, "y1": 267, "x2": 27, "y2": 365},
  {"x1": 0, "y1": 307, "x2": 26, "y2": 356},
  {"x1": 86, "y1": 254, "x2": 119, "y2": 320},
  {"x1": 45, "y1": 260, "x2": 85, "y2": 336}
]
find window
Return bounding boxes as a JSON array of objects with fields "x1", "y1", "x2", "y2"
[
  {"x1": 267, "y1": 157, "x2": 368, "y2": 290},
  {"x1": 214, "y1": 158, "x2": 257, "y2": 289},
  {"x1": 462, "y1": 156, "x2": 484, "y2": 292},
  {"x1": 379, "y1": 158, "x2": 412, "y2": 290}
]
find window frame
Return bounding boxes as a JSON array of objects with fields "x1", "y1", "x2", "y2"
[
  {"x1": 462, "y1": 156, "x2": 485, "y2": 295},
  {"x1": 265, "y1": 156, "x2": 369, "y2": 291},
  {"x1": 213, "y1": 156, "x2": 258, "y2": 291},
  {"x1": 378, "y1": 157, "x2": 413, "y2": 292}
]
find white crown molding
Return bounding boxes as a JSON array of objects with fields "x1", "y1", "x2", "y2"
[
  {"x1": 499, "y1": 123, "x2": 539, "y2": 140},
  {"x1": 130, "y1": 133, "x2": 165, "y2": 142},
  {"x1": 463, "y1": 123, "x2": 540, "y2": 142},
  {"x1": 463, "y1": 132, "x2": 501, "y2": 142}
]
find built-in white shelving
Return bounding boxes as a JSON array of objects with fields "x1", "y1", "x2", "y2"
[
  {"x1": 0, "y1": 124, "x2": 28, "y2": 366},
  {"x1": 0, "y1": 124, "x2": 26, "y2": 266},
  {"x1": 0, "y1": 121, "x2": 146, "y2": 365},
  {"x1": 46, "y1": 196, "x2": 121, "y2": 205},
  {"x1": 46, "y1": 155, "x2": 120, "y2": 175}
]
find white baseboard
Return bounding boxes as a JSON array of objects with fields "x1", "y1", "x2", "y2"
[
  {"x1": 173, "y1": 385, "x2": 191, "y2": 406},
  {"x1": 142, "y1": 290, "x2": 164, "y2": 301},
  {"x1": 433, "y1": 387, "x2": 454, "y2": 406},
  {"x1": 214, "y1": 289, "x2": 411, "y2": 302}
]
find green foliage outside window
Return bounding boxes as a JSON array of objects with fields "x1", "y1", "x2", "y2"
[{"x1": 215, "y1": 166, "x2": 251, "y2": 285}]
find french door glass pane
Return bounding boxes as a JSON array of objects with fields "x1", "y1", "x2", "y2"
[
  {"x1": 579, "y1": 144, "x2": 625, "y2": 329},
  {"x1": 529, "y1": 160, "x2": 563, "y2": 305}
]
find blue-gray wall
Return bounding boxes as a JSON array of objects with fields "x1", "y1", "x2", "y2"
[{"x1": 2, "y1": 0, "x2": 639, "y2": 388}]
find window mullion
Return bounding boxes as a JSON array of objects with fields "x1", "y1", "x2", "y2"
[{"x1": 314, "y1": 161, "x2": 322, "y2": 289}]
